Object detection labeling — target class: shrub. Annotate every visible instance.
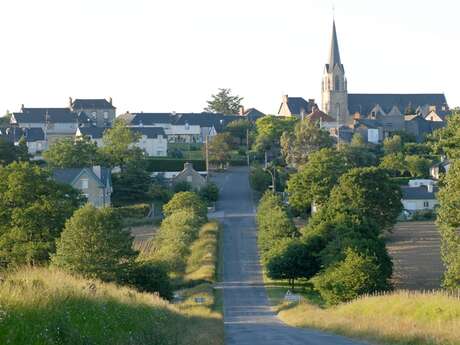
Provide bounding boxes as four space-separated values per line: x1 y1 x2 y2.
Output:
173 181 192 193
168 147 184 158
249 166 272 192
126 261 173 300
163 191 207 221
52 204 138 282
115 204 151 219
199 182 219 203
312 248 387 305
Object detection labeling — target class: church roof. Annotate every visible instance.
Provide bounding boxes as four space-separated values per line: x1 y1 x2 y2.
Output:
326 20 344 73
348 94 448 115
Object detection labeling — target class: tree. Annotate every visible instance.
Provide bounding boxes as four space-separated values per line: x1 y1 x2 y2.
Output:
265 238 321 290
312 248 389 305
0 139 19 166
350 133 366 148
226 119 251 145
254 116 297 153
126 261 173 300
436 160 460 289
287 148 348 214
379 153 406 176
328 167 403 231
340 144 378 168
199 182 219 204
206 133 232 168
429 113 460 159
249 166 272 193
101 119 144 169
405 155 432 177
383 135 403 155
16 136 30 161
111 160 152 206
281 119 334 167
53 204 137 281
205 88 243 114
0 162 82 267
163 191 207 221
257 192 298 259
43 137 101 168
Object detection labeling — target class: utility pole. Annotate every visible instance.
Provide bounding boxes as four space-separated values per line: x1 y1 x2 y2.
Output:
246 128 250 167
205 135 209 181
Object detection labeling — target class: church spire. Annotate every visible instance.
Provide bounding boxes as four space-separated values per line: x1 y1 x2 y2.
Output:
328 20 342 72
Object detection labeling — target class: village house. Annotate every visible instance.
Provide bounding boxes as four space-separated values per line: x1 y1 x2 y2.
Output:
0 127 47 157
172 162 207 191
401 179 438 214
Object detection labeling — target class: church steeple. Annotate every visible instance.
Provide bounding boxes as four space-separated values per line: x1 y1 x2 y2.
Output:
328 20 342 72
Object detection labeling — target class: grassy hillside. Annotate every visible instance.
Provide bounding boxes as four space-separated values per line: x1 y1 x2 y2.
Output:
278 291 460 345
0 266 223 345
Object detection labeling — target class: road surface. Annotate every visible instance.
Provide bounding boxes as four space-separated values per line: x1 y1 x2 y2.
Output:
212 167 367 345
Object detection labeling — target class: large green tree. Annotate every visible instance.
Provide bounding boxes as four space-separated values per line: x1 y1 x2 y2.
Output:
225 119 251 145
206 133 232 168
430 112 460 158
53 204 137 281
0 162 82 267
404 155 432 178
163 191 207 221
287 148 348 214
436 160 460 289
205 88 243 114
253 116 297 153
43 137 101 168
112 160 152 206
281 120 334 167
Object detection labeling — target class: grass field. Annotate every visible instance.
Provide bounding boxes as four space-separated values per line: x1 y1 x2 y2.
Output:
0 267 223 345
278 290 460 345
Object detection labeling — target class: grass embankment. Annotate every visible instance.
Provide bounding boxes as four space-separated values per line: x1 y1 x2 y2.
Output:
0 267 222 345
277 291 460 345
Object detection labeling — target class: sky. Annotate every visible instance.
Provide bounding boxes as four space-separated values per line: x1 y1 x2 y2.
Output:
0 0 459 115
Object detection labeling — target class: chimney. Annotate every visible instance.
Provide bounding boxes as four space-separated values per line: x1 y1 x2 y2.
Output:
109 97 113 105
239 105 245 116
92 165 102 179
184 162 193 170
69 97 73 108
427 184 434 193
282 94 289 104
21 104 25 112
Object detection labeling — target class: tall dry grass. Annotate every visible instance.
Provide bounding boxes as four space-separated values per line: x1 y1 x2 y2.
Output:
0 267 223 345
278 290 460 345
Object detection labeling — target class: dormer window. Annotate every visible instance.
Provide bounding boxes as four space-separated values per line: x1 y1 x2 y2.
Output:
185 123 190 130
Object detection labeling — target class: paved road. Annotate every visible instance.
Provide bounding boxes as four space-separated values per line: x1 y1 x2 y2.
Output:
212 167 367 345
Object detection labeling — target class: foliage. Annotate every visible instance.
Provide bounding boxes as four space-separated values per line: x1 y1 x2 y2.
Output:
379 153 406 176
383 135 403 155
204 88 243 114
287 148 348 213
145 158 206 172
115 203 151 219
168 147 184 158
328 167 403 231
111 160 152 206
430 113 460 158
280 119 334 167
312 248 388 305
404 155 432 177
15 136 30 161
52 204 137 282
174 181 193 193
199 182 219 203
206 133 232 168
43 137 101 168
125 261 173 300
265 238 321 289
257 192 298 260
163 191 208 221
340 144 378 168
0 137 30 165
253 116 297 153
436 160 460 289
249 166 272 192
225 119 251 144
149 182 173 204
100 119 144 168
0 162 82 267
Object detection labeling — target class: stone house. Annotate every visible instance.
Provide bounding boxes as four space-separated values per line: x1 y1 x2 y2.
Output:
52 166 112 207
278 95 317 118
0 127 47 157
172 162 206 190
70 98 116 127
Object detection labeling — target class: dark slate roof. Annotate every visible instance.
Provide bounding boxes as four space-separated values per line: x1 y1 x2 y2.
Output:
326 20 344 73
305 109 335 123
401 185 438 200
120 113 174 126
78 126 108 139
72 99 115 110
13 108 77 124
284 97 315 116
243 108 265 121
52 167 111 188
174 113 240 131
132 127 166 138
348 94 448 115
0 127 45 142
77 111 92 124
355 118 383 129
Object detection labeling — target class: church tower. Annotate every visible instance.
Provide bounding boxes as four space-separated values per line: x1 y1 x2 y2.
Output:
321 20 349 124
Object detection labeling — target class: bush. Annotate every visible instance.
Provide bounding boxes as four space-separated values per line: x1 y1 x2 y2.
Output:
411 209 436 221
168 147 184 158
199 182 219 203
163 191 207 221
115 204 151 219
312 248 388 305
249 166 272 192
173 181 192 193
126 261 173 300
52 205 138 282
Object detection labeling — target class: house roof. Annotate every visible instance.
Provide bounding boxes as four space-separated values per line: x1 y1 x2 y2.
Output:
174 113 240 131
78 126 108 139
243 108 265 121
52 167 111 188
401 185 438 200
355 118 383 129
132 127 166 138
282 97 315 116
13 108 77 124
72 99 115 110
305 109 335 123
0 127 45 142
348 94 448 115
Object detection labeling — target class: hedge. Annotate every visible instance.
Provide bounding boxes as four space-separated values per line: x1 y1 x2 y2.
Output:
115 204 151 219
145 159 206 172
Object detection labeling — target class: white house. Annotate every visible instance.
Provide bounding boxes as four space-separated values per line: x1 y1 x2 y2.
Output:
401 179 438 213
0 127 47 157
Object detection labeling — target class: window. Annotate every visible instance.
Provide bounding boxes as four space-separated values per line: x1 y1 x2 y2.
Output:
335 76 340 91
187 176 193 183
81 179 89 189
423 201 429 208
103 112 108 119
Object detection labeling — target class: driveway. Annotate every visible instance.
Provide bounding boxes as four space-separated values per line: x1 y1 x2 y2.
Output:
212 167 367 345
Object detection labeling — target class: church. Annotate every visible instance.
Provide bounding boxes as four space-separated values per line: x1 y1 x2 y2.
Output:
279 20 449 139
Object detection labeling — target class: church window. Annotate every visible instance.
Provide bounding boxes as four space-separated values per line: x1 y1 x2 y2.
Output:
335 76 340 91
